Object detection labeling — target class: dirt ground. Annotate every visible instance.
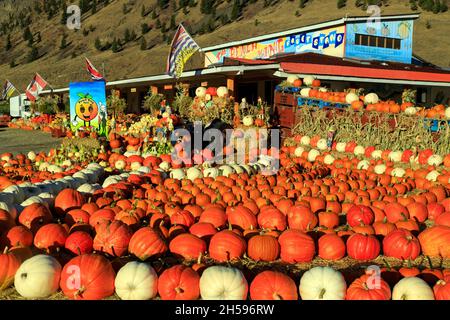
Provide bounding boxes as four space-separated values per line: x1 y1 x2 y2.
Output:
0 128 62 155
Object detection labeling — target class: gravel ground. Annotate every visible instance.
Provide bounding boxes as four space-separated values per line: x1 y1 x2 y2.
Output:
0 128 62 155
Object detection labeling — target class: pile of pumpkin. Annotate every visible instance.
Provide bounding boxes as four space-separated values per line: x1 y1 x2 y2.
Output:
284 75 450 119
1 150 450 299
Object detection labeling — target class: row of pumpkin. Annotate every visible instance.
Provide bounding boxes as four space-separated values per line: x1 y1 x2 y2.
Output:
3 253 449 300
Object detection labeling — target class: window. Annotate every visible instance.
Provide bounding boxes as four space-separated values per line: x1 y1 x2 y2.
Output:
355 33 402 50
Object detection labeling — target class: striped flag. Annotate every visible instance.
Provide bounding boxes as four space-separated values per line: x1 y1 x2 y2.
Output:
85 57 104 81
1 80 17 100
26 73 48 102
166 24 200 78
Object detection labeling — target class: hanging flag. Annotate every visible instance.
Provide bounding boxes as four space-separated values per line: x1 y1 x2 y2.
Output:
166 24 201 78
85 57 104 81
26 73 48 102
1 80 17 100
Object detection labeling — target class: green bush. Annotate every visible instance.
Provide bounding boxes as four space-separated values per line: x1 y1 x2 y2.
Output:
0 101 9 115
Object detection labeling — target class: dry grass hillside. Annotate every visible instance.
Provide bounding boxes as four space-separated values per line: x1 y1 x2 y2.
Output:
0 0 449 90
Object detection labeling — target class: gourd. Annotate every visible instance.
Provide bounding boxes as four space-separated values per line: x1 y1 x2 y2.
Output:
299 266 347 300
115 262 158 300
199 266 248 300
14 255 62 298
392 277 434 300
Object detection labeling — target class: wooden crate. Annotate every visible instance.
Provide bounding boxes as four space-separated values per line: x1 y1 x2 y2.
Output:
274 91 296 107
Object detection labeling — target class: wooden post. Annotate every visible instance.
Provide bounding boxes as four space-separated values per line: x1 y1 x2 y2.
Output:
227 77 235 97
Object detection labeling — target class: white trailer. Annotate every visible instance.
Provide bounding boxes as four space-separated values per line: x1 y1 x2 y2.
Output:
9 94 31 117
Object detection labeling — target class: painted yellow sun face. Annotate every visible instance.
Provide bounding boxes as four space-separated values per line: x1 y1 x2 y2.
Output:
76 97 98 122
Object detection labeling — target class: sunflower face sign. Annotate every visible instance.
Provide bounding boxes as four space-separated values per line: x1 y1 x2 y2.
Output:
70 81 107 136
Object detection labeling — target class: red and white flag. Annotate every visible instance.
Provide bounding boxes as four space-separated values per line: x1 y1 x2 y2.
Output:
26 73 48 102
85 57 104 80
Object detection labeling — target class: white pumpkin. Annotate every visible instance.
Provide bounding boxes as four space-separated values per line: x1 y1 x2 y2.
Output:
391 167 406 178
38 193 55 208
445 107 450 119
374 164 387 174
371 150 382 159
102 176 122 188
299 267 346 300
389 151 403 163
217 86 229 98
300 88 311 98
364 93 379 104
318 87 328 93
300 136 311 146
230 164 244 174
47 165 63 173
159 161 170 171
115 160 126 170
196 87 207 97
336 142 346 153
21 196 48 207
77 183 98 194
353 145 365 156
294 146 305 157
428 154 443 166
130 162 142 171
357 160 370 170
2 185 25 204
14 255 62 298
316 139 328 151
392 277 434 300
286 75 299 84
323 154 335 165
186 167 203 181
307 149 320 162
199 266 248 300
303 76 315 86
115 262 158 300
203 167 219 178
242 115 254 127
405 107 418 115
170 168 186 180
138 166 151 174
27 151 36 161
218 165 235 177
345 92 359 104
426 170 440 182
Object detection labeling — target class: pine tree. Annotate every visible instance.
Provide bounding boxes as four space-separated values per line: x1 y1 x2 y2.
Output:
95 37 102 51
141 23 150 34
299 0 307 8
27 36 33 48
231 0 241 20
10 58 15 68
124 28 131 43
140 37 147 50
189 0 197 7
141 4 146 17
23 26 32 41
156 18 162 29
441 0 448 12
60 34 67 50
152 10 157 19
123 3 128 14
91 0 97 14
337 0 347 8
433 0 441 13
5 34 11 51
61 2 68 25
170 15 177 30
111 38 119 53
27 46 39 62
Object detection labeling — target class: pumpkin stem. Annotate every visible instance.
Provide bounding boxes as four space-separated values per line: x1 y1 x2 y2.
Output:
426 256 433 269
3 246 9 254
318 288 326 299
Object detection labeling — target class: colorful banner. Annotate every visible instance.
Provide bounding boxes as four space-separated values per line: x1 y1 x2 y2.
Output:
204 26 346 66
70 81 107 136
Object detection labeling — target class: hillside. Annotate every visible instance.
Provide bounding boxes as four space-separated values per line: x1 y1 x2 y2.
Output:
0 0 449 90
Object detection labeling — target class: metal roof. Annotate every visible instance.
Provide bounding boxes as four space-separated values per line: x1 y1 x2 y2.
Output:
202 14 420 52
